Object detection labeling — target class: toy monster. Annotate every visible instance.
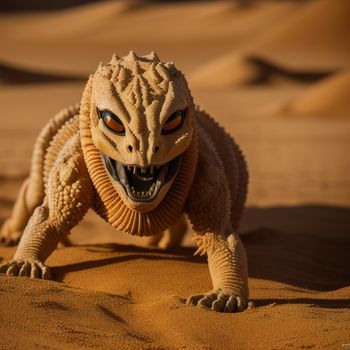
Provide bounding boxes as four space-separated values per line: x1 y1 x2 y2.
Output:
0 52 249 312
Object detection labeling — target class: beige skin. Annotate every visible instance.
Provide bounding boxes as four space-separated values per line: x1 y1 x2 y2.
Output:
0 52 249 312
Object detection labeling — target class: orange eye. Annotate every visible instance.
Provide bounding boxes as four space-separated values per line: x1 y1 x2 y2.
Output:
162 109 186 135
100 110 125 135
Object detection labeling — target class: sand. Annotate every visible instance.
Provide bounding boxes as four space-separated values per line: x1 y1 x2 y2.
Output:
0 1 349 349
282 69 350 117
251 0 350 71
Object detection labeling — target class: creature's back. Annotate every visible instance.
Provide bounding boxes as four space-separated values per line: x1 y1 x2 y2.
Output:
196 109 248 230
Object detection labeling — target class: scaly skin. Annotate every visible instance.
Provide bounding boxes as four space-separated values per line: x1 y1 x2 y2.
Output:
0 52 249 313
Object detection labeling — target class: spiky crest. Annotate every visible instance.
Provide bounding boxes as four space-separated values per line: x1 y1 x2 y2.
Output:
95 51 180 110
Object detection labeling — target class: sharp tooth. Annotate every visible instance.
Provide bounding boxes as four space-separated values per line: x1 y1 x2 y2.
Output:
133 166 137 174
115 162 127 185
128 166 132 171
141 168 146 174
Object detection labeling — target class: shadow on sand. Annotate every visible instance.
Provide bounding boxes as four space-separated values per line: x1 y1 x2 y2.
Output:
241 206 350 291
53 244 206 283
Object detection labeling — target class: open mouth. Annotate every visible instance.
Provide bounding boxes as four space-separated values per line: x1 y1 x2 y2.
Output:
100 154 181 202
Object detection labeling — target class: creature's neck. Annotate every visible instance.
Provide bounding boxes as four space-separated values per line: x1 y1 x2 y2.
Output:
79 80 198 236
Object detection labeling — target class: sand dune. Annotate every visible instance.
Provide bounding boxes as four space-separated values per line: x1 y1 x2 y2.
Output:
0 61 84 85
190 0 350 88
282 69 350 117
0 2 135 40
189 53 331 89
253 0 350 70
0 1 299 75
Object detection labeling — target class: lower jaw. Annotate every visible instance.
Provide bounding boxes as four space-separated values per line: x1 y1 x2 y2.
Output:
112 179 174 213
100 153 181 213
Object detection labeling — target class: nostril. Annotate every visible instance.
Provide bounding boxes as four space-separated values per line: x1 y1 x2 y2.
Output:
127 145 133 152
154 146 160 153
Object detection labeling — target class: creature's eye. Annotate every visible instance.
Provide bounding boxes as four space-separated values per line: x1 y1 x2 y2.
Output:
162 108 187 135
99 109 125 135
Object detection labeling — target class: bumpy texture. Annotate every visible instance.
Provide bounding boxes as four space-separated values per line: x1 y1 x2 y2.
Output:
0 52 249 312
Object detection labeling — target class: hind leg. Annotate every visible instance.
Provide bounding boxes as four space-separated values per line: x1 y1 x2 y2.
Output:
145 215 188 249
1 176 73 247
0 178 42 246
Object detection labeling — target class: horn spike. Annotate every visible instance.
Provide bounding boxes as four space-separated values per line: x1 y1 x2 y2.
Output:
128 50 138 62
110 54 121 65
150 51 160 62
96 62 112 79
117 66 130 89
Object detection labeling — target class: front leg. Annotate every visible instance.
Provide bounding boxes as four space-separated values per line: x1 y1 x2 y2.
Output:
187 231 248 312
0 135 93 279
185 132 249 312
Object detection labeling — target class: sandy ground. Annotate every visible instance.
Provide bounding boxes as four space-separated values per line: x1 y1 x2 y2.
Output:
0 1 349 349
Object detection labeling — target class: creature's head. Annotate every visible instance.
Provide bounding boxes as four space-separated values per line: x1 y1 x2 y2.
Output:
81 51 195 213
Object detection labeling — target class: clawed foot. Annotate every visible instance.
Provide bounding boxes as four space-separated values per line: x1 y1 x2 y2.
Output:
0 220 22 246
186 289 247 313
0 260 52 279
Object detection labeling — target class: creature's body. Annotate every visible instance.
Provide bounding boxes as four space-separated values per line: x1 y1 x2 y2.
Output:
0 52 249 312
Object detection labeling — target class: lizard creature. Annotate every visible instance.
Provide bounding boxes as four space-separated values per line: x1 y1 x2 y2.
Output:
0 51 249 312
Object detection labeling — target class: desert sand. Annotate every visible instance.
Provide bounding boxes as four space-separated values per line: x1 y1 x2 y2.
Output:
0 1 349 349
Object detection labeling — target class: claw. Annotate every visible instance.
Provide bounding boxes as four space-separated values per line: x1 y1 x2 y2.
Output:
194 245 206 256
19 262 31 277
31 262 40 278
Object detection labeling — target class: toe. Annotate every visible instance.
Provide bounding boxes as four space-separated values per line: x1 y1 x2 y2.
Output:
198 292 217 308
236 297 247 312
19 262 31 277
7 262 21 276
0 262 10 273
212 293 229 312
224 295 238 313
38 262 52 280
31 262 40 278
186 294 204 306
